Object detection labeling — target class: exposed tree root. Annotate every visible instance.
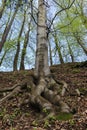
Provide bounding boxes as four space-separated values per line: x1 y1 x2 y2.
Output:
0 75 78 118
0 86 21 105
0 82 27 105
0 83 22 92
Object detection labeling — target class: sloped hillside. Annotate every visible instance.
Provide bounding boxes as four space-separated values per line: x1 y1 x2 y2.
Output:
0 62 87 130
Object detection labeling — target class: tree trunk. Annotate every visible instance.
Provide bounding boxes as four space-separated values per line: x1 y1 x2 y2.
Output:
0 1 19 53
0 49 9 66
20 18 31 70
13 10 26 71
34 0 50 77
0 0 71 117
0 0 6 19
66 37 74 62
53 32 64 64
30 0 70 115
73 33 87 55
49 39 53 66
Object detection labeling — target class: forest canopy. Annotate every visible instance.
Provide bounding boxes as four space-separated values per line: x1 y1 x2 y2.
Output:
0 0 87 71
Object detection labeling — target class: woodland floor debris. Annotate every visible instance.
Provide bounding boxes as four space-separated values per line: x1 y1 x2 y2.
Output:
0 62 87 130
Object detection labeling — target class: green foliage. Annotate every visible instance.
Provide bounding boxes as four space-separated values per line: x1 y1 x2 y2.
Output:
33 128 37 130
69 17 83 32
32 120 38 127
0 108 7 118
72 69 80 73
56 113 73 121
0 107 21 125
4 39 17 51
42 108 50 115
49 115 56 121
69 119 75 126
44 119 50 128
10 108 21 121
79 87 87 94
9 126 16 130
4 37 24 51
25 112 30 117
57 15 83 34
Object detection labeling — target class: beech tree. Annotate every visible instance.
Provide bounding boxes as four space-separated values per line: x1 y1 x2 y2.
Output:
0 0 81 119
0 0 71 117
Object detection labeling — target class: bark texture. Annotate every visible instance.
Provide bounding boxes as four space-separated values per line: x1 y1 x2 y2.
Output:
29 0 70 116
35 0 50 77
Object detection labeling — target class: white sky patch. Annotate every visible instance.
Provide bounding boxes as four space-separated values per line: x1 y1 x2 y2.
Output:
0 0 2 5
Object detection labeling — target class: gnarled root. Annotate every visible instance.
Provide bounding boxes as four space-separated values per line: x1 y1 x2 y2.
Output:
29 76 70 117
0 75 71 117
0 82 27 105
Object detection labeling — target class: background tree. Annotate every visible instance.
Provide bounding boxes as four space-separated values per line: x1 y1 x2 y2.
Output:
0 0 7 19
20 9 32 70
13 9 26 71
0 0 20 52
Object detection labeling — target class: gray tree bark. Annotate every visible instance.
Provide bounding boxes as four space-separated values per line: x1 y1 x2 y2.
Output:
30 0 70 115
34 0 50 77
0 0 71 117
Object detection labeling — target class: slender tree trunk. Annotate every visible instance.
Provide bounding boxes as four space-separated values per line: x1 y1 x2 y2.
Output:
49 40 53 66
80 2 87 29
68 42 74 62
20 19 31 70
0 28 13 66
0 0 6 19
13 10 26 71
53 32 64 64
0 2 19 53
35 0 50 77
66 37 74 62
0 50 8 66
73 33 87 55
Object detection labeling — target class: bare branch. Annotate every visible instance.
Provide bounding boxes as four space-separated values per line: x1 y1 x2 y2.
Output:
48 0 75 31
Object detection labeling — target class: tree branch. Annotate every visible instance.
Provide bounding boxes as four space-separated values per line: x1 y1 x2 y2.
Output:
48 0 75 31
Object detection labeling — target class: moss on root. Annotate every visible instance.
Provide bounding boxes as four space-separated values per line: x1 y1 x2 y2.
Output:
56 113 73 121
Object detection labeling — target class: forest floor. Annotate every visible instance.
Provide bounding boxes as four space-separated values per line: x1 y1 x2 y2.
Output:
0 62 87 130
